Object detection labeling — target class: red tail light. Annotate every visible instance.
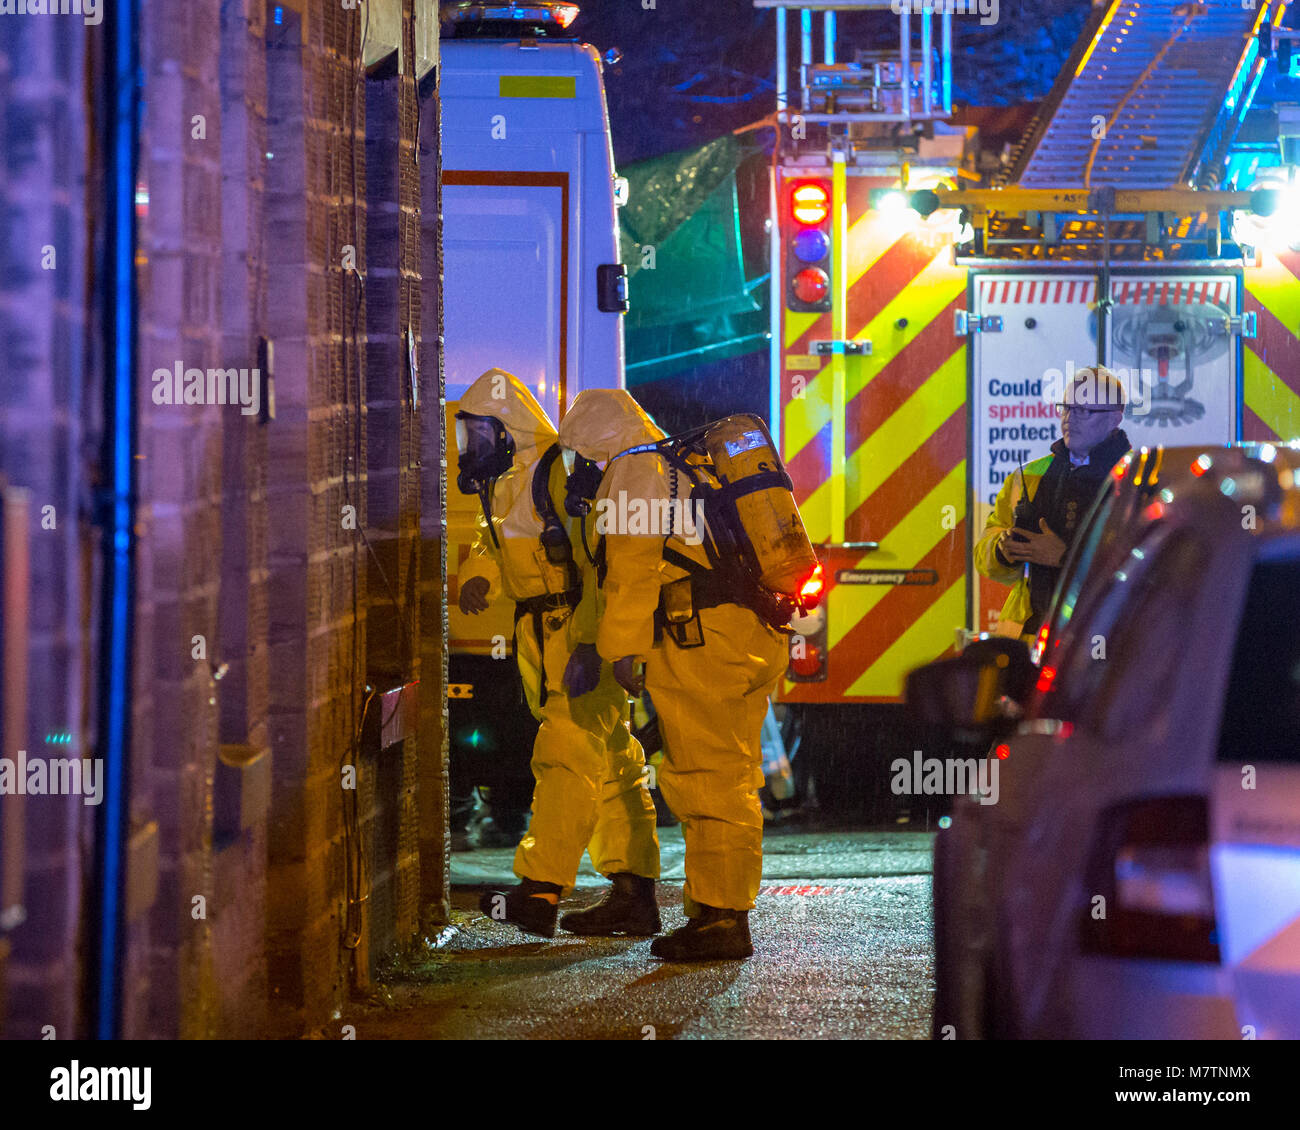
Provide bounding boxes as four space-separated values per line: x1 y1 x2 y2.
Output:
1035 664 1057 694
791 182 830 226
792 268 829 305
1081 796 1219 963
789 645 825 678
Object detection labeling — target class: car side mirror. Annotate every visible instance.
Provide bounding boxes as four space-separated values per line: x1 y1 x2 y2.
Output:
960 636 1037 704
905 638 1036 743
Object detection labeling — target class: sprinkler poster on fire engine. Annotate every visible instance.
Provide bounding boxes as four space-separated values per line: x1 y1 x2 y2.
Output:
969 272 1238 631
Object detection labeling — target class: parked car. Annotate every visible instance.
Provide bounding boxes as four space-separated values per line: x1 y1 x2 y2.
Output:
913 443 1300 1039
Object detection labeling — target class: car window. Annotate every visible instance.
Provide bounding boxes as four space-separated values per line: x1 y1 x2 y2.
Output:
1092 531 1206 743
1038 485 1117 648
1216 556 1300 764
1030 524 1176 724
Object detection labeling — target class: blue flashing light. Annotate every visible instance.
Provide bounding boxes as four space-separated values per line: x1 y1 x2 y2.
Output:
793 228 830 264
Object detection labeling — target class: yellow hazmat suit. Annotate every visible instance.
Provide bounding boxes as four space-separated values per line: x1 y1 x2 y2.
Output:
458 370 658 890
558 390 789 915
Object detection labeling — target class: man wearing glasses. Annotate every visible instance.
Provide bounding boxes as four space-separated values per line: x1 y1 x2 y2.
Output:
975 366 1132 640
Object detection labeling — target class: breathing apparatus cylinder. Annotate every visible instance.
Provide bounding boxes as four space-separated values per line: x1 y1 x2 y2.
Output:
700 415 819 599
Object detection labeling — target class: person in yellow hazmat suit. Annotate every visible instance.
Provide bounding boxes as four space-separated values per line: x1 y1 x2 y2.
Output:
557 389 789 961
455 369 660 939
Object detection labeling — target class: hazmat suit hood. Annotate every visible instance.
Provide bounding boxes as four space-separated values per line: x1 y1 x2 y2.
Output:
459 368 558 464
456 369 562 603
558 388 665 465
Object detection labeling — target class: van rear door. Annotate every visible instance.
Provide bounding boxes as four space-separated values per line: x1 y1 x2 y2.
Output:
443 174 567 413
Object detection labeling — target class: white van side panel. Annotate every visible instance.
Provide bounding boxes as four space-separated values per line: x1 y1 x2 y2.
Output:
440 39 624 653
440 40 623 419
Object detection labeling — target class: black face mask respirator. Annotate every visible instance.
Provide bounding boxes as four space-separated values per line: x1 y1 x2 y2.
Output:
563 452 605 565
563 454 604 518
455 412 515 496
456 412 516 549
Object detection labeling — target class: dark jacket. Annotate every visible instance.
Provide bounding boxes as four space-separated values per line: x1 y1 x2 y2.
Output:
989 428 1131 637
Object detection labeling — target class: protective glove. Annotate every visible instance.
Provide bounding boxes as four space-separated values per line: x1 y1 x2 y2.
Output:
612 656 645 697
458 575 491 614
563 642 604 697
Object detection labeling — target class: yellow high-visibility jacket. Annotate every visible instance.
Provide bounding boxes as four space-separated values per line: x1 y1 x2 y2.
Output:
973 454 1052 638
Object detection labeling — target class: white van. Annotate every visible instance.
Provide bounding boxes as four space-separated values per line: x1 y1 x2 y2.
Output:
440 2 627 657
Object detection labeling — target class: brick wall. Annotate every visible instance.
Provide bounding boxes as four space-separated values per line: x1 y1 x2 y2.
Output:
261 0 362 1035
211 0 273 1039
0 0 446 1040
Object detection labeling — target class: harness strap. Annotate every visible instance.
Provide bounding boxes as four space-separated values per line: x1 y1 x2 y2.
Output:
513 588 581 707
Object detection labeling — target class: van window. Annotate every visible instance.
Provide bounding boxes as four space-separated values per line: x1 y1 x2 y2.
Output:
1216 557 1300 763
1030 524 1179 724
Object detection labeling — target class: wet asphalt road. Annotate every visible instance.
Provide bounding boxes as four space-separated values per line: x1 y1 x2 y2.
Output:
346 827 935 1040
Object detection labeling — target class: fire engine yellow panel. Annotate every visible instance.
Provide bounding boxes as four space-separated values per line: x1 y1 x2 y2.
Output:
847 578 966 700
778 169 969 704
1244 248 1300 444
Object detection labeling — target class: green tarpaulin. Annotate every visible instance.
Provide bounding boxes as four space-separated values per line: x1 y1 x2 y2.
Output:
618 135 769 385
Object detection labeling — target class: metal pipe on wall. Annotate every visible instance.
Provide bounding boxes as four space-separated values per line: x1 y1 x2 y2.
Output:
89 0 140 1042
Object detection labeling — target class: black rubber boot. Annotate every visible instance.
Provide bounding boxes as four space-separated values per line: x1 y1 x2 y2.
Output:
559 873 661 936
479 877 562 938
649 905 753 961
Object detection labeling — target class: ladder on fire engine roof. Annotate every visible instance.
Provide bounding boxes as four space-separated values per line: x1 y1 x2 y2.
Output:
754 0 954 128
1010 0 1286 191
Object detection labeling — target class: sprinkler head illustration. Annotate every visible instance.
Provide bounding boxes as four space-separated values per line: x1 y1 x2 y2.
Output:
1111 301 1229 428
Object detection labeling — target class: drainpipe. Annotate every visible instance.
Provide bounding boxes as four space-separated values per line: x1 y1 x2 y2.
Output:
89 0 139 1041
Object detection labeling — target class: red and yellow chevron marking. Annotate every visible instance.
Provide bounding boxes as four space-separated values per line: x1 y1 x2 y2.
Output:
779 172 968 704
1244 248 1300 443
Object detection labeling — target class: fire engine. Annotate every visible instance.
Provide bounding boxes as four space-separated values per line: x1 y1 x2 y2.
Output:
759 1 1300 793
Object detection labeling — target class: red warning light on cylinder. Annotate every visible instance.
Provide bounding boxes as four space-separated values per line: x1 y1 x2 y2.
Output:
798 561 825 608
